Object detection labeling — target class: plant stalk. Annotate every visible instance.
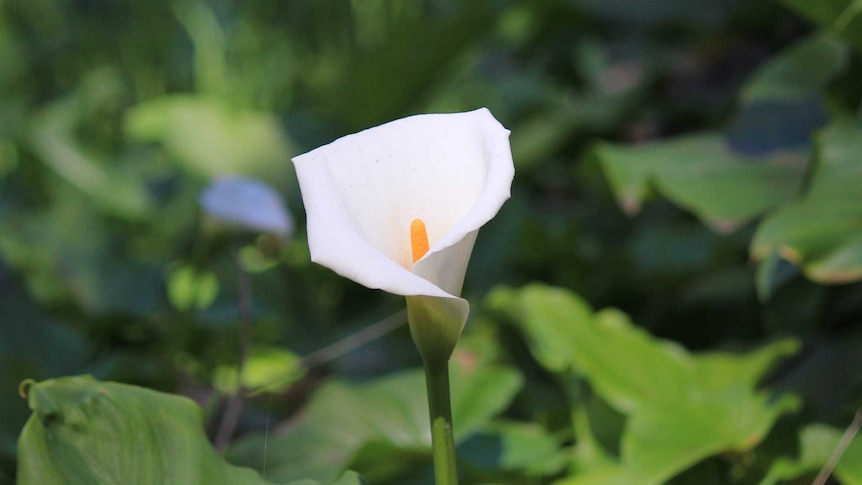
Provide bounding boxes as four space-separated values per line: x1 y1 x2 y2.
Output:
214 250 254 450
424 360 459 485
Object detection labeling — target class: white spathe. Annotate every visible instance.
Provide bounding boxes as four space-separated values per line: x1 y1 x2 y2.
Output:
292 108 514 360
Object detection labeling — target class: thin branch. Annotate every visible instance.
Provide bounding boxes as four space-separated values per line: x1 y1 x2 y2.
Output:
246 309 407 396
833 0 862 35
214 250 255 451
299 309 407 369
813 408 862 485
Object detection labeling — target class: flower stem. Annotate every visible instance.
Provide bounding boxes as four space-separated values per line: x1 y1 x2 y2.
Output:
424 360 459 485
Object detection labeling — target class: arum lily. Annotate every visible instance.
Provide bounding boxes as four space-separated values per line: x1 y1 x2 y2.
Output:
293 108 514 484
292 108 513 361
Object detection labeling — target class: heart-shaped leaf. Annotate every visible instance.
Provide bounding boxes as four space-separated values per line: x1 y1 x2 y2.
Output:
17 375 359 485
489 284 800 485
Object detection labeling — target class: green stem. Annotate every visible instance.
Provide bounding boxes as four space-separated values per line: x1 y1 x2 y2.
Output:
424 360 459 485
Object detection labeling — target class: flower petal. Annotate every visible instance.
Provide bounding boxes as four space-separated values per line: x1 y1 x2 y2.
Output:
412 116 514 294
411 230 477 297
293 148 452 299
293 108 513 299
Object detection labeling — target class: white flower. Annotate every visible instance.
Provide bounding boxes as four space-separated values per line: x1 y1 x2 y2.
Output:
292 108 514 361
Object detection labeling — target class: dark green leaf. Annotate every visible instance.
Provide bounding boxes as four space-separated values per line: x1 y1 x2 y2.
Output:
460 421 569 476
741 35 849 103
775 0 862 53
228 360 522 483
17 376 276 485
751 121 862 283
594 134 805 233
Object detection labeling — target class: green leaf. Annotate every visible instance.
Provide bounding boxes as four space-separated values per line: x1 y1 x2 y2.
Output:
554 466 632 485
212 346 304 395
28 69 151 219
17 375 275 485
751 121 862 283
227 360 523 483
760 423 862 485
0 292 92 467
0 181 164 316
489 284 800 485
593 134 805 233
596 34 845 236
755 249 799 301
125 95 293 179
741 35 849 103
775 0 862 53
284 471 367 485
309 2 496 130
511 91 638 171
166 264 219 312
330 471 368 485
460 421 569 476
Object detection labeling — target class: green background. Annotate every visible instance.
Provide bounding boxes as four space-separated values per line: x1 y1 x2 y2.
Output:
1 0 861 483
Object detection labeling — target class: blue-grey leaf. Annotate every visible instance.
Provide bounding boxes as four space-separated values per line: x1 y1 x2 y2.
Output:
200 177 293 237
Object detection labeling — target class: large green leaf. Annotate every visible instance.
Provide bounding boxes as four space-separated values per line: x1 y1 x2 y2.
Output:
228 359 523 484
125 95 293 179
751 121 862 283
596 34 850 235
760 423 862 485
16 375 359 485
594 134 805 233
0 288 91 469
489 284 800 485
459 421 569 477
741 35 848 103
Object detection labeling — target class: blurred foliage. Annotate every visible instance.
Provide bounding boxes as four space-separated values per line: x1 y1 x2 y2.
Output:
228 334 522 484
2 0 862 484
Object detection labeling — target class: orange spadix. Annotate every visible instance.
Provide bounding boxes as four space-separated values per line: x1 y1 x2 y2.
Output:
410 218 430 264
